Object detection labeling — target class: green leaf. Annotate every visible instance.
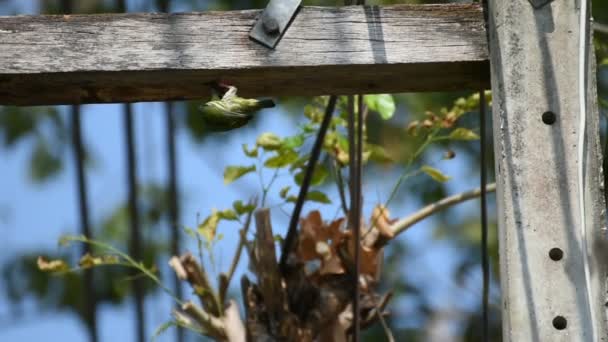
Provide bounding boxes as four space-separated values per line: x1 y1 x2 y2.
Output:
264 149 298 168
233 200 256 215
30 138 62 182
365 94 396 120
152 321 177 342
301 123 317 134
198 210 220 242
242 144 258 158
449 128 479 141
256 132 282 150
218 209 239 221
183 226 197 239
289 154 310 171
421 165 451 183
280 186 291 199
366 143 393 163
282 135 305 149
306 191 332 204
286 191 331 204
295 165 328 186
223 165 256 185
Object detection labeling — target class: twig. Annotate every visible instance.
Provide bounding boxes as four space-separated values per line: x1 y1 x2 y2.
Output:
389 183 497 238
334 159 349 215
178 253 222 316
223 300 246 342
594 22 608 35
376 310 395 342
221 200 256 303
181 302 226 340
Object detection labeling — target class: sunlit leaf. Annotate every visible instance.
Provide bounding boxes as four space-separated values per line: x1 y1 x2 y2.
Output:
365 94 396 120
256 132 282 150
233 200 256 215
306 191 332 204
289 154 310 171
285 192 331 204
79 253 119 268
449 128 479 141
295 165 328 186
242 144 258 158
218 209 238 221
198 210 220 242
280 186 291 199
282 135 305 149
366 143 393 163
37 256 69 272
183 226 197 239
223 165 255 185
421 165 451 182
264 149 298 168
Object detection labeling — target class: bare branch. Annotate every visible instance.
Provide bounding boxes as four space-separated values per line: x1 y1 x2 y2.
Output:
181 302 226 340
390 183 497 237
221 202 256 303
594 22 608 35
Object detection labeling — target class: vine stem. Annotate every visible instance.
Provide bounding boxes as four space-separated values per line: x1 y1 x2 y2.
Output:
279 95 337 272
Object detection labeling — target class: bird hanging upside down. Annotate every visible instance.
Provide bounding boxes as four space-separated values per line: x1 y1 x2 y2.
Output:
199 83 275 132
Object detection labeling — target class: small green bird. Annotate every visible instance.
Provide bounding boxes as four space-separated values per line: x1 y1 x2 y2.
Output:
199 84 275 131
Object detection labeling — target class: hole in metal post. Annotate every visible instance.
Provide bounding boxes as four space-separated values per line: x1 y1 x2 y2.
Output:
542 111 556 125
549 248 563 261
552 316 567 330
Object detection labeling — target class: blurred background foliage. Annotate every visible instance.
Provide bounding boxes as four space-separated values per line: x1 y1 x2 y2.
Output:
0 0 607 341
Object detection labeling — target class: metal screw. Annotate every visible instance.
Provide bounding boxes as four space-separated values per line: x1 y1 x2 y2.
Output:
262 16 280 36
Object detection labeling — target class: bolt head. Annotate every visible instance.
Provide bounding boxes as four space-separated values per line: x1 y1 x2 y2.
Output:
262 17 280 36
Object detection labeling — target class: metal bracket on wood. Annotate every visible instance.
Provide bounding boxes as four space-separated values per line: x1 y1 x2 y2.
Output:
249 0 301 49
528 0 554 9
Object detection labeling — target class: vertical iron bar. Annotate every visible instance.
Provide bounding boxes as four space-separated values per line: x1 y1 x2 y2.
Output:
346 95 357 341
354 95 364 342
154 1 183 341
71 106 98 342
116 2 144 338
124 105 146 342
116 1 145 340
62 0 98 341
165 102 183 342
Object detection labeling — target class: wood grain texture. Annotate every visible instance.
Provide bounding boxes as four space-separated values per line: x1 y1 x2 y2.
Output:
0 4 489 105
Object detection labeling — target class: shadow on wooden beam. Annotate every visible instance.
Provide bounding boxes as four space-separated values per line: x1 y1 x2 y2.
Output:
0 4 489 105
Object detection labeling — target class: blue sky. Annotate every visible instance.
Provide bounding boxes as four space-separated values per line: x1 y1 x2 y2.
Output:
0 1 491 340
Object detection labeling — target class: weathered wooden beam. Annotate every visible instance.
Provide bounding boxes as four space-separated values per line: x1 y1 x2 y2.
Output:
488 1 607 341
0 4 489 106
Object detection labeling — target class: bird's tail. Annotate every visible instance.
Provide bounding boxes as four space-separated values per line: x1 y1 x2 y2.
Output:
258 99 276 108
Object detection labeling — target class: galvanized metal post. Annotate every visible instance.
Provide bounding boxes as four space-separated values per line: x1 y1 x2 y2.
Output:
488 1 607 341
